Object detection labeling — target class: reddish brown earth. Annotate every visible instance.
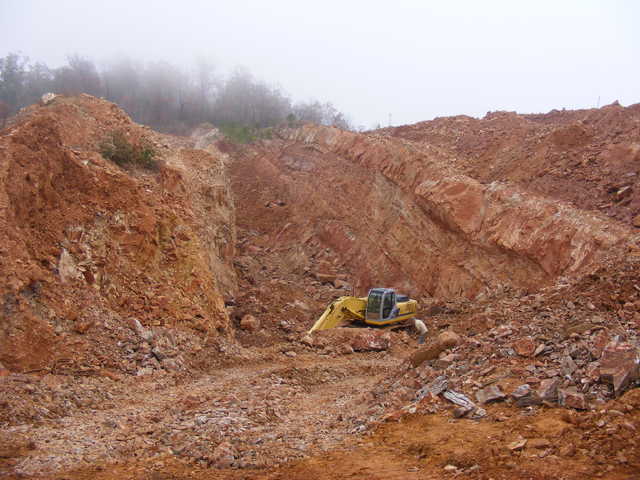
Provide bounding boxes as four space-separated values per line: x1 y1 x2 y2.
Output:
378 101 640 227
1 96 639 480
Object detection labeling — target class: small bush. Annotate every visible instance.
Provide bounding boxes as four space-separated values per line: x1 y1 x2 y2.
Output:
218 123 275 144
99 131 158 170
219 124 254 144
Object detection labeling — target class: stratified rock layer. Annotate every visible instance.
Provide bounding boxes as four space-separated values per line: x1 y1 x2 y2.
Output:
234 125 630 301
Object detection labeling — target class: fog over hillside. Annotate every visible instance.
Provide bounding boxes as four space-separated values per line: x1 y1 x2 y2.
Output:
1 1 638 128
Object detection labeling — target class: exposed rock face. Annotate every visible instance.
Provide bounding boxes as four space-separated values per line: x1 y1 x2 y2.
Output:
0 96 236 372
235 125 628 301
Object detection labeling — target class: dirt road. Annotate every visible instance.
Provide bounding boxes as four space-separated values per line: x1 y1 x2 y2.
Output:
2 348 401 478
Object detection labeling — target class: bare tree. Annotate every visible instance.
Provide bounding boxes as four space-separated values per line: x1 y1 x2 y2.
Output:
102 56 143 118
0 53 28 112
193 56 217 123
25 62 53 102
0 100 10 128
53 55 101 96
292 100 352 129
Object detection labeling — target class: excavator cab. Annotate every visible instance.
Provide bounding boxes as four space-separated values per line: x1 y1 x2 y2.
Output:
365 288 401 324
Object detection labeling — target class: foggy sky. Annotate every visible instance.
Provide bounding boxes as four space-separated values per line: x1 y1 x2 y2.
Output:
1 0 638 128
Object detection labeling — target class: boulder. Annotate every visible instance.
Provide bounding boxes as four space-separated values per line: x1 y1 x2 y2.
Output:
538 378 560 403
475 384 506 405
151 334 177 361
416 375 448 399
511 384 542 407
409 331 461 367
507 437 527 451
351 330 391 351
300 334 314 347
453 405 474 418
437 330 461 348
314 272 337 284
128 317 154 342
240 314 260 332
58 248 82 283
513 337 536 357
599 339 640 396
560 355 578 376
409 343 449 367
434 353 458 369
333 279 351 290
558 387 588 410
291 300 311 311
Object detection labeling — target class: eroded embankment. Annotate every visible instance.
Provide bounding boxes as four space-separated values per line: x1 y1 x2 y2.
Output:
0 95 237 375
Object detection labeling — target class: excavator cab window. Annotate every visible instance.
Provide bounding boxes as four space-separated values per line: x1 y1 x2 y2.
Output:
366 288 397 321
366 290 383 320
382 292 395 318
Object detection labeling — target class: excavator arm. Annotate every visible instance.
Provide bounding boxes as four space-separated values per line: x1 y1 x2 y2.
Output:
308 296 367 333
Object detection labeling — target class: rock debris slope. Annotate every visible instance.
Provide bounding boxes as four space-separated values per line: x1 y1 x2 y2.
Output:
1 96 640 480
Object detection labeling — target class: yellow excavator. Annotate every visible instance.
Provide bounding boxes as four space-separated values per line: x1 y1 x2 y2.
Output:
309 287 418 333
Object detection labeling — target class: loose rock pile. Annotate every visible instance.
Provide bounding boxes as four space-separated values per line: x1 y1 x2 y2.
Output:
367 256 640 423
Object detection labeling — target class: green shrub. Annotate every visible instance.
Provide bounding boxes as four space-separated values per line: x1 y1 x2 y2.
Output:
218 124 275 144
218 124 254 144
99 131 158 170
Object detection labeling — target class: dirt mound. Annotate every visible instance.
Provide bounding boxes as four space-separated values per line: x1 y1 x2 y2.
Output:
0 95 236 375
379 102 640 227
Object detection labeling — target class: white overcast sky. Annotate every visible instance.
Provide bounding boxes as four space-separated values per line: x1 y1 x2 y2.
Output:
1 0 638 127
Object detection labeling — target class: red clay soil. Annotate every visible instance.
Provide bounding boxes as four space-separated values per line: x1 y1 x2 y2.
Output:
378 101 640 227
1 96 640 480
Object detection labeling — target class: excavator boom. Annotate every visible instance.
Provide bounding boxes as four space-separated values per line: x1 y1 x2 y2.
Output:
308 296 367 333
